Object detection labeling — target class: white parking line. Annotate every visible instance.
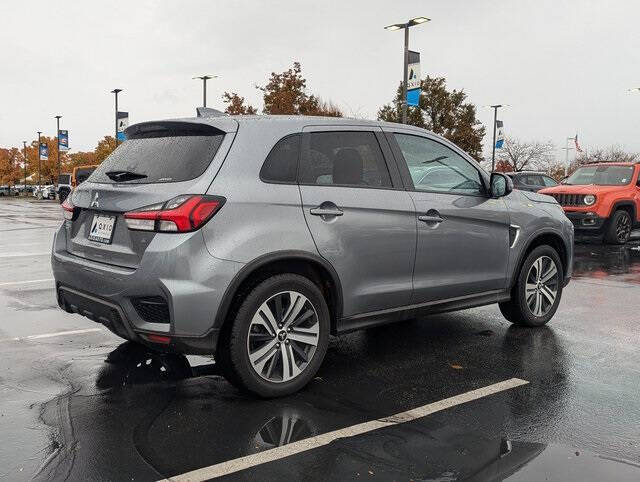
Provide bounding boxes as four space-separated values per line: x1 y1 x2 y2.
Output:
0 278 54 287
165 378 529 482
0 328 103 343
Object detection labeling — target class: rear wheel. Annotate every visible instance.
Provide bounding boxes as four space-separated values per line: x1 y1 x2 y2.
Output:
604 209 632 244
219 274 330 398
499 245 563 327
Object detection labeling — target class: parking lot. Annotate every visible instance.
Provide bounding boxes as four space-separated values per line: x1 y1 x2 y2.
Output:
1 198 639 481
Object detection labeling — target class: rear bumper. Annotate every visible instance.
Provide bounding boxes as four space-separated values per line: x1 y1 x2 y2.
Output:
51 224 244 355
565 211 607 233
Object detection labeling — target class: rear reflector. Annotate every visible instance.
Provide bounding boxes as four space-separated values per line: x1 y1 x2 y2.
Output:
124 195 225 233
145 334 171 345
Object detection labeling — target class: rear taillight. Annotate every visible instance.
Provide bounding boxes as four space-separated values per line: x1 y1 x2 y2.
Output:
61 196 77 221
124 195 225 233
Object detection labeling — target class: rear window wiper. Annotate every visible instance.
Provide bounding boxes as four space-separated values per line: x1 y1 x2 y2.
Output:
105 170 148 182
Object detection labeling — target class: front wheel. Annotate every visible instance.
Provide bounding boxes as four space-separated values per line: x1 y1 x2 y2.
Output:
604 210 632 244
499 245 563 327
219 274 330 398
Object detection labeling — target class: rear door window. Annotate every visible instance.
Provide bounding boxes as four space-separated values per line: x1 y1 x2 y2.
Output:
300 131 392 188
90 124 225 184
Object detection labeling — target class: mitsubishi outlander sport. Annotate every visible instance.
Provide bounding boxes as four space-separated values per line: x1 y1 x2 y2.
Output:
52 114 573 397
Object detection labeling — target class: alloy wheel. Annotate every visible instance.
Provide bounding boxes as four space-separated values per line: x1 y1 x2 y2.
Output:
247 291 320 383
525 256 559 317
616 213 631 243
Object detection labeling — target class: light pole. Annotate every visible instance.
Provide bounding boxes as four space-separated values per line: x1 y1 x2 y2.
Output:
490 104 502 172
54 115 62 186
384 16 430 124
37 131 42 188
22 141 27 195
563 137 575 176
193 75 218 107
111 89 122 146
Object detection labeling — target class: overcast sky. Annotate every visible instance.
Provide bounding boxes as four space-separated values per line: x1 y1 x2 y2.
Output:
1 0 638 161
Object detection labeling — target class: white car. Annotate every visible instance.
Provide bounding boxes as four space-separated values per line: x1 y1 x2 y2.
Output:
36 185 56 200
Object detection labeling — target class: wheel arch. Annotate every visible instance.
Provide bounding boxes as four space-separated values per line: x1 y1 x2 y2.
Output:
610 200 636 222
214 251 343 340
511 231 569 290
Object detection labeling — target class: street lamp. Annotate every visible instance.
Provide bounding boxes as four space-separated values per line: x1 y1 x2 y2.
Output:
193 75 218 108
22 141 27 195
111 89 122 146
384 16 430 124
54 115 62 186
37 131 42 188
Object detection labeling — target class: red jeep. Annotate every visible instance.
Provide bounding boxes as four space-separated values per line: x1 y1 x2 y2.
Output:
539 162 639 244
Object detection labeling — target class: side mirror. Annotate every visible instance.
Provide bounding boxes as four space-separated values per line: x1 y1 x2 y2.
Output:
490 172 513 198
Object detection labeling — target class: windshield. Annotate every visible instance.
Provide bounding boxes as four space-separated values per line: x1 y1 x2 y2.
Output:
58 174 71 184
89 125 225 184
565 165 634 186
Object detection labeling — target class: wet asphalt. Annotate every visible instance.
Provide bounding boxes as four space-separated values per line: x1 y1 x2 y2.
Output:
0 198 639 481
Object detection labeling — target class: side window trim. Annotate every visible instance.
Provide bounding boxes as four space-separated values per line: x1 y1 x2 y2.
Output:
298 129 401 191
259 133 301 185
385 131 490 197
374 131 405 190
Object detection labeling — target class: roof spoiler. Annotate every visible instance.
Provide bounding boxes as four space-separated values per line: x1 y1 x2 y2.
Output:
196 107 227 118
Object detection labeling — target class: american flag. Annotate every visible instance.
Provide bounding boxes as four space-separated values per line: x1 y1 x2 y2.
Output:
574 134 583 153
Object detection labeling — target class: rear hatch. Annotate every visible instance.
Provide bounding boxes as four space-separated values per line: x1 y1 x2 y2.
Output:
65 119 237 269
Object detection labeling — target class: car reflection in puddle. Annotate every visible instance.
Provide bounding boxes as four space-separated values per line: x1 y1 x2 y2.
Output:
572 241 640 284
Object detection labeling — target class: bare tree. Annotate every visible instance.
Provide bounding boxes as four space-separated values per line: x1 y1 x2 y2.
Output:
495 137 555 172
575 145 638 165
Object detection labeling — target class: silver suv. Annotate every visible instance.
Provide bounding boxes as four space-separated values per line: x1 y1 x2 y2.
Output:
52 114 573 397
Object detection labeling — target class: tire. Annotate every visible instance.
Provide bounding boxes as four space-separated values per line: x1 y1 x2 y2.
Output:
218 274 330 398
499 245 563 327
604 209 632 245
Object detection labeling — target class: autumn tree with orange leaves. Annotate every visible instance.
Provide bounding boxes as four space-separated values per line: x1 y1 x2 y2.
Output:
223 62 342 117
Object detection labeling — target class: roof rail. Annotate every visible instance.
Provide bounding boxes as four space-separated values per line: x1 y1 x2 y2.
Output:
196 107 227 118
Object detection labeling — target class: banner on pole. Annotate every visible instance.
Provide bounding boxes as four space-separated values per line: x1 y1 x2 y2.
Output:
495 120 504 149
406 50 421 107
117 111 129 141
39 143 49 161
58 130 69 151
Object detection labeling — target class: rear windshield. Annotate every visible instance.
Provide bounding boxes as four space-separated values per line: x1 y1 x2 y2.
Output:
58 174 71 184
566 165 634 186
89 124 225 184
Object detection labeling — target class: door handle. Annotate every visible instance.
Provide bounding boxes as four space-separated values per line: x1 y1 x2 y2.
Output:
418 215 443 223
418 209 444 224
310 206 344 217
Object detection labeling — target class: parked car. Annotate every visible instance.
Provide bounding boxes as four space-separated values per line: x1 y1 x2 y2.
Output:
0 185 19 196
505 171 558 192
539 162 639 244
52 115 573 397
36 185 56 200
72 165 99 187
57 173 73 203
